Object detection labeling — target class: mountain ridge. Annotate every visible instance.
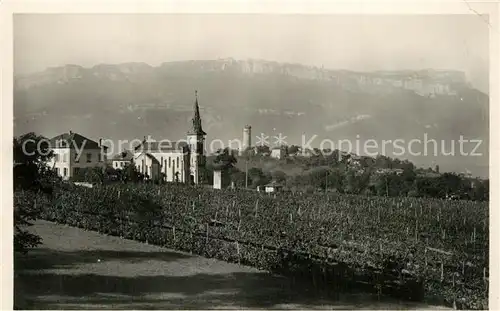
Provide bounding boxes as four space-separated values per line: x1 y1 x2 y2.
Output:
13 58 489 177
15 58 474 97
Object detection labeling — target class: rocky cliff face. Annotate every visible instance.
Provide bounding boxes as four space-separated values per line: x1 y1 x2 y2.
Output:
158 58 467 96
16 58 468 96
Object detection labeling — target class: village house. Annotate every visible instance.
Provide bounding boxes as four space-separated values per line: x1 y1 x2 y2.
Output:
270 146 287 159
375 168 404 176
47 131 108 180
264 180 284 193
111 150 134 169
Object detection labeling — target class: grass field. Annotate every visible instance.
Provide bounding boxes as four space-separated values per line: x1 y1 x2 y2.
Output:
14 220 451 310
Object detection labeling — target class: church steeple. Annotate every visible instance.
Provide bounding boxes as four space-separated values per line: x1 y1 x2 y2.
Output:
189 90 206 136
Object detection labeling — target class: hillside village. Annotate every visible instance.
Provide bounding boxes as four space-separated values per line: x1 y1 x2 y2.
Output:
38 91 488 201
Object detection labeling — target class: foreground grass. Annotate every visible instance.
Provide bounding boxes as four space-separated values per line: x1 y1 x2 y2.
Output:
14 220 451 310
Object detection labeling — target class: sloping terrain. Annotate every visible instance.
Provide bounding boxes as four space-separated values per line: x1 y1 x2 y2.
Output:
15 220 450 310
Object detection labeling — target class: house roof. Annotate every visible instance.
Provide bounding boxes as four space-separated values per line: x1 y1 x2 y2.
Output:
188 91 207 136
145 153 160 163
112 150 134 161
134 140 188 153
134 152 161 163
265 180 284 187
49 132 107 150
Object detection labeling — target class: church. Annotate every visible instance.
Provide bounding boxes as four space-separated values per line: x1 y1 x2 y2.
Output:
133 91 206 184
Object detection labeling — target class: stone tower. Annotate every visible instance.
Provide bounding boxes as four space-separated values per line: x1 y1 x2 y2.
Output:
187 90 206 184
240 125 252 155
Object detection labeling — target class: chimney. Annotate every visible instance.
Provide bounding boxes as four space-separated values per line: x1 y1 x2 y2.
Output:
99 138 102 147
69 130 73 135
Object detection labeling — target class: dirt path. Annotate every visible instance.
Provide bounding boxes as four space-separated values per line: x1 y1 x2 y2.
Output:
15 220 450 309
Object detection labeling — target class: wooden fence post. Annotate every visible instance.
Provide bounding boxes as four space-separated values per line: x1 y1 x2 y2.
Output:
415 220 419 242
206 223 209 244
440 262 444 282
424 248 427 269
236 241 240 264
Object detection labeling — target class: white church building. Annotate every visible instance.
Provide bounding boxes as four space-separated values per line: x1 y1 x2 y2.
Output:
133 91 207 184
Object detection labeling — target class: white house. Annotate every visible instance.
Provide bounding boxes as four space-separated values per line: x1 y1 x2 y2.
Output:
264 181 284 193
133 91 207 184
47 131 108 180
270 146 287 159
111 150 134 169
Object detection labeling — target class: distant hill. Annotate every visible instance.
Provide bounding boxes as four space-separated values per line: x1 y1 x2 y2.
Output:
13 58 489 177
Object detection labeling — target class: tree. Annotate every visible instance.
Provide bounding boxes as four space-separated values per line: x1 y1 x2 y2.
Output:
255 145 270 155
414 176 443 198
272 170 287 184
307 167 329 190
327 169 345 192
471 179 489 201
121 163 143 183
248 167 270 188
13 132 60 253
374 172 405 197
375 155 392 169
199 165 214 185
213 148 240 187
344 169 359 194
214 148 237 170
14 132 55 191
287 145 300 155
439 173 463 197
71 167 105 184
230 169 246 188
240 147 256 158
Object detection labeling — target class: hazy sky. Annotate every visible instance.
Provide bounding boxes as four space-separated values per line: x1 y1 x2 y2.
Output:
14 14 489 92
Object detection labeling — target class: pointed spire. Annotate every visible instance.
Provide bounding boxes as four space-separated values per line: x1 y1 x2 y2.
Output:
189 90 206 135
194 90 200 119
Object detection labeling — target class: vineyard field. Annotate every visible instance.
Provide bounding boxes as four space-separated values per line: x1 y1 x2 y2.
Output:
21 182 489 309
